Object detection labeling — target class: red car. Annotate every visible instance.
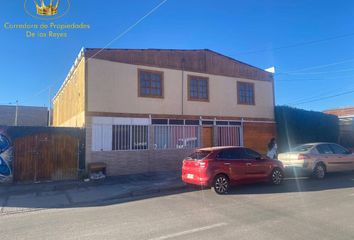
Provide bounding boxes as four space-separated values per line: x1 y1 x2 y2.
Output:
182 146 284 194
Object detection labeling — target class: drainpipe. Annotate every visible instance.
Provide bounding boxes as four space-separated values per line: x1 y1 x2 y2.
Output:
181 58 185 116
241 118 244 146
48 86 52 126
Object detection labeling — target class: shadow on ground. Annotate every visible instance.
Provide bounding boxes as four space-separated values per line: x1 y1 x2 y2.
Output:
227 171 354 195
0 171 197 214
1 171 354 213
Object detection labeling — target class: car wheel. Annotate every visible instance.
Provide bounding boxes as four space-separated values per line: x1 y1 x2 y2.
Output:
313 163 326 179
213 174 229 194
270 168 284 185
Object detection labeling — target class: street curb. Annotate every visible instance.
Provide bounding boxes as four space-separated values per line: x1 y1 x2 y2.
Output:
0 171 182 196
69 183 190 206
0 183 191 216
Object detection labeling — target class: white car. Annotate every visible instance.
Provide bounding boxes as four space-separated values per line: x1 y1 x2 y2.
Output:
278 143 354 179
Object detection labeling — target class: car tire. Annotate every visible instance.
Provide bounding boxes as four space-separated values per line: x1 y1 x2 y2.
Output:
313 163 326 179
213 174 230 194
270 168 284 185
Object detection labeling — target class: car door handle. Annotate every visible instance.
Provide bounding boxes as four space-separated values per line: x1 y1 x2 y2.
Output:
224 163 231 165
246 163 252 166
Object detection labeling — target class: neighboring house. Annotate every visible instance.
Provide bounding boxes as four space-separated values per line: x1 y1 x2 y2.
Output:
324 107 354 150
0 105 49 127
53 48 276 176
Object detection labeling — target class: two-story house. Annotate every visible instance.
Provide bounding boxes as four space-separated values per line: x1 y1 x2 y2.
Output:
53 48 276 176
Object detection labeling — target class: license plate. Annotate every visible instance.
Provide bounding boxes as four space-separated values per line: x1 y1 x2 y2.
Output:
187 174 194 179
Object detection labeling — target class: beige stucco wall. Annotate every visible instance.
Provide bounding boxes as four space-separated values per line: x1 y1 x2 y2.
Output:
87 58 274 119
53 56 86 127
56 111 85 127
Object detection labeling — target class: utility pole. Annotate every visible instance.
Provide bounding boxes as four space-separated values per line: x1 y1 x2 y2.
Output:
48 86 52 126
14 100 18 126
181 58 185 116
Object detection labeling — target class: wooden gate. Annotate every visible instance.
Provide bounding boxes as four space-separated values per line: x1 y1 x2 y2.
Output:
13 133 79 182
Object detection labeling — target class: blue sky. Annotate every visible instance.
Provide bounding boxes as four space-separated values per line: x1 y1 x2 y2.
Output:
1 0 354 111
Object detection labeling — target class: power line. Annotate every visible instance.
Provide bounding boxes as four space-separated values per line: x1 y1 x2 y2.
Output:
277 67 354 75
1 85 51 107
20 85 51 103
276 75 354 82
279 57 354 74
277 78 352 82
236 32 354 55
5 0 169 107
284 81 354 105
291 89 354 106
87 0 169 61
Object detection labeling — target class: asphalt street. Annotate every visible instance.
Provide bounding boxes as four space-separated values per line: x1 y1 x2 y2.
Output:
1 172 354 240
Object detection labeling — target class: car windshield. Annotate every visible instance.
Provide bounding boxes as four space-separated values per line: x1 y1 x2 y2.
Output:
186 151 211 160
292 144 314 152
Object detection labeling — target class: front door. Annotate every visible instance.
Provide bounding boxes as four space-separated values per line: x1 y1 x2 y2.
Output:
202 127 213 147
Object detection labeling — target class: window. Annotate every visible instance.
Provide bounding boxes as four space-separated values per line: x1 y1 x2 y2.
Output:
138 69 163 98
237 82 255 105
316 144 334 154
188 76 209 101
187 151 211 160
112 125 130 150
329 144 348 154
244 148 261 159
151 119 168 125
293 144 314 152
112 125 148 150
217 148 243 160
153 125 201 149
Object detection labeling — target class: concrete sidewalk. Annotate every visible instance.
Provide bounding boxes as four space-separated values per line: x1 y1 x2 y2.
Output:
0 171 190 215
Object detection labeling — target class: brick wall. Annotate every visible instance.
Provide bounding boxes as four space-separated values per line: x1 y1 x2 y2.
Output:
85 117 193 176
243 122 276 154
85 117 276 176
89 149 193 176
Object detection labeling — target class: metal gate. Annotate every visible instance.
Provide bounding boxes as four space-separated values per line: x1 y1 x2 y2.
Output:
13 133 79 182
216 126 242 146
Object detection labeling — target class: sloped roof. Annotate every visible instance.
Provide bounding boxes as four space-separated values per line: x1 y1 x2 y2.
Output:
84 48 273 82
324 107 354 117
